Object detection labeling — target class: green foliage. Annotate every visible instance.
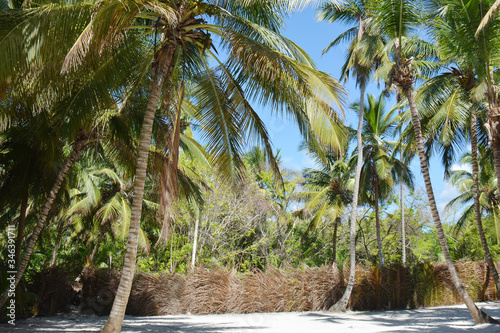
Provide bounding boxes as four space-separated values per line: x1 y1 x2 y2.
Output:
5 1 500 318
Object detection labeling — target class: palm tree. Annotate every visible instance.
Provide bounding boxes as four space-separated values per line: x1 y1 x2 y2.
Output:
424 0 500 302
470 1 500 208
55 2 348 330
375 0 497 324
0 123 55 264
3 1 347 327
297 141 354 264
355 93 413 267
476 0 500 36
416 65 500 294
245 146 297 212
0 128 88 309
0 0 154 307
318 0 384 311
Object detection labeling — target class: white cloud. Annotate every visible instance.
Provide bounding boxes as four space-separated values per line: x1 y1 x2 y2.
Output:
450 163 471 173
437 181 459 203
437 201 448 214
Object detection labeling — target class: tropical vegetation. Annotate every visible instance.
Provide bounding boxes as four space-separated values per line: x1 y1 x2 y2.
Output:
3 0 500 329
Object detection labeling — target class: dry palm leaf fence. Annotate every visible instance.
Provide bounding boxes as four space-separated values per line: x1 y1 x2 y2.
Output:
76 260 499 316
1 265 82 320
6 260 496 319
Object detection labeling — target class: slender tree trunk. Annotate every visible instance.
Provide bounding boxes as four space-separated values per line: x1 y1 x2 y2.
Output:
49 219 65 267
0 131 87 308
485 81 500 200
15 192 28 265
494 207 500 245
102 41 177 333
330 78 366 311
400 180 406 266
374 175 384 268
89 230 105 264
491 127 500 209
191 215 200 270
397 90 406 267
332 217 339 264
78 230 105 279
471 107 500 296
404 86 498 324
330 16 367 311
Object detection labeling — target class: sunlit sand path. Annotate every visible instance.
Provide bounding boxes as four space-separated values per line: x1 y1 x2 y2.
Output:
6 301 500 332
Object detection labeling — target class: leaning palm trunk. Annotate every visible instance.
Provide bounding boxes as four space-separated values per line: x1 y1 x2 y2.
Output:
102 41 177 333
471 107 500 296
49 219 65 267
404 86 498 324
14 192 28 265
0 131 88 308
330 78 366 311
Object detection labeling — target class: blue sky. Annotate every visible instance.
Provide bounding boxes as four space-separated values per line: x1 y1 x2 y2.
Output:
251 7 466 218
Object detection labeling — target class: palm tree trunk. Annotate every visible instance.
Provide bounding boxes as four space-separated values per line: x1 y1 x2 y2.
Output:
332 217 339 264
89 229 105 264
404 86 498 324
401 179 406 266
102 42 177 333
78 230 105 279
15 192 28 265
471 107 500 296
330 78 366 311
49 219 65 267
374 174 384 268
491 125 500 204
0 131 87 308
397 90 406 267
486 83 500 207
494 207 500 245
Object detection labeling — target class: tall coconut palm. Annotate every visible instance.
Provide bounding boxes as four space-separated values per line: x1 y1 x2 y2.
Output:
318 0 384 311
416 64 500 295
0 6 149 308
354 93 413 267
53 1 347 331
0 129 88 305
297 140 354 263
2 1 346 325
469 0 500 209
375 0 498 323
423 0 500 302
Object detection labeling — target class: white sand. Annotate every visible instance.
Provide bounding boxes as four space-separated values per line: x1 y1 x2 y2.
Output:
5 301 500 332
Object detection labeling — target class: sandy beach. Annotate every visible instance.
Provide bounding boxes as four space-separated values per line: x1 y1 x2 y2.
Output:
3 301 500 332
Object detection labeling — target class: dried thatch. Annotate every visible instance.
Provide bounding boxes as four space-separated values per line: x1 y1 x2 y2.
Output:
29 266 80 316
80 269 186 316
81 268 120 316
76 260 500 316
184 268 236 314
